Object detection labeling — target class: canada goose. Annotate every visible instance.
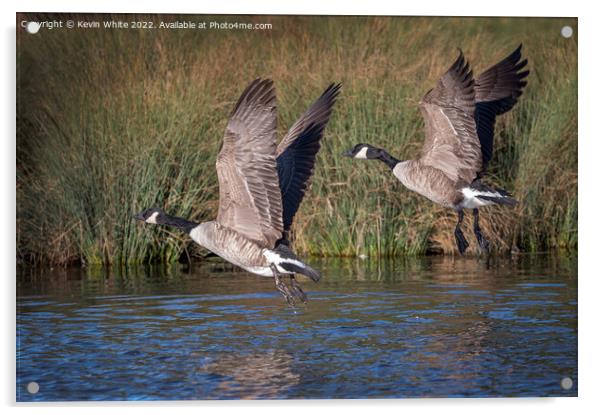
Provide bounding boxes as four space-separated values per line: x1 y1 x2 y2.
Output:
135 79 341 304
343 45 528 254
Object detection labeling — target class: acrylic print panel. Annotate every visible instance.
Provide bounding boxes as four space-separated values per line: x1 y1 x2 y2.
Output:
16 13 577 401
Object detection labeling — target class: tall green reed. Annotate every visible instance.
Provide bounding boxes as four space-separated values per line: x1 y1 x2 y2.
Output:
17 15 577 264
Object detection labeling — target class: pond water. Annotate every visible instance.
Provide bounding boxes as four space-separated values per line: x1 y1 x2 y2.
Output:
16 254 577 401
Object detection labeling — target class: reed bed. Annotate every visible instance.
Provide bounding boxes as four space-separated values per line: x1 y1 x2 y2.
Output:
16 15 577 265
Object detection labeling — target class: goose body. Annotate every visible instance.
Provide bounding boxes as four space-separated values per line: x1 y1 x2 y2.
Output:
189 221 272 276
392 160 461 208
344 45 528 253
135 79 340 303
189 221 312 278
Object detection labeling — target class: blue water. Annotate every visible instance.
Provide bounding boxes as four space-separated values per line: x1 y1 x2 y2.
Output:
16 254 577 400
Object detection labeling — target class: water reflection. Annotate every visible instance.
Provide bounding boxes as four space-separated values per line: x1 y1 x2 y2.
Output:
17 254 577 400
199 351 299 399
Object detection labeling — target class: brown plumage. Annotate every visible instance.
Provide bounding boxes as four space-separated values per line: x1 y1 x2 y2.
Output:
216 79 283 247
135 78 340 304
344 46 528 254
419 51 482 184
416 45 529 186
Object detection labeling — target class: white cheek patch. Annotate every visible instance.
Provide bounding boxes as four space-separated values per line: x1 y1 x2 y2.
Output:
146 211 159 224
354 146 369 159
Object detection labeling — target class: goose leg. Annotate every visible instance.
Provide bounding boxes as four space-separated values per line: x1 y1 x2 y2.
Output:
289 276 308 304
270 264 295 306
473 209 491 253
454 210 469 255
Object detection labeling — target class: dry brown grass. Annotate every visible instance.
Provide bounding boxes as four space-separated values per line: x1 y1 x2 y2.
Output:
17 15 577 264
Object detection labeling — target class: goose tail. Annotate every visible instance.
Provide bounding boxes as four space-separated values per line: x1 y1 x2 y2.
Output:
264 244 322 282
461 181 518 208
278 261 322 282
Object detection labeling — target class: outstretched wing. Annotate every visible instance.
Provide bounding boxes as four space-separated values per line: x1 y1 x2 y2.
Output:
216 79 283 246
276 83 341 232
419 51 482 183
474 44 529 172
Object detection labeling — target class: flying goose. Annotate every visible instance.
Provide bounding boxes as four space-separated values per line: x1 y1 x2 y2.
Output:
343 45 528 254
135 79 341 304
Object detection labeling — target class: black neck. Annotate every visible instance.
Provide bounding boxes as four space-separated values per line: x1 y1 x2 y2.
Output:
161 214 199 234
376 150 400 170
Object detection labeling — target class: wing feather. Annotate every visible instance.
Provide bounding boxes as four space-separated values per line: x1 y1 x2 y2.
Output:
216 79 283 246
419 51 481 183
276 83 341 232
474 44 529 172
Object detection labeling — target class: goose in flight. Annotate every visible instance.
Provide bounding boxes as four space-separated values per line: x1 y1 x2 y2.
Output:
343 45 528 254
135 79 341 304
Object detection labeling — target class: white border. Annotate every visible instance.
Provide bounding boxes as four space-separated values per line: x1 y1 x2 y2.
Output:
4 0 582 16
3 1 600 414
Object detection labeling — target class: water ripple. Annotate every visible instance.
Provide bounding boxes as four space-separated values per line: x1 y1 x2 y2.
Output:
16 257 577 400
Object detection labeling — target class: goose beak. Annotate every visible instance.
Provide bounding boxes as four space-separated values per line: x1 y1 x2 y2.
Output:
342 149 354 157
133 212 145 221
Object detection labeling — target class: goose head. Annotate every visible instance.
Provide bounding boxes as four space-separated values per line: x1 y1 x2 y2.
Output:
133 207 167 225
343 143 400 170
342 143 382 160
